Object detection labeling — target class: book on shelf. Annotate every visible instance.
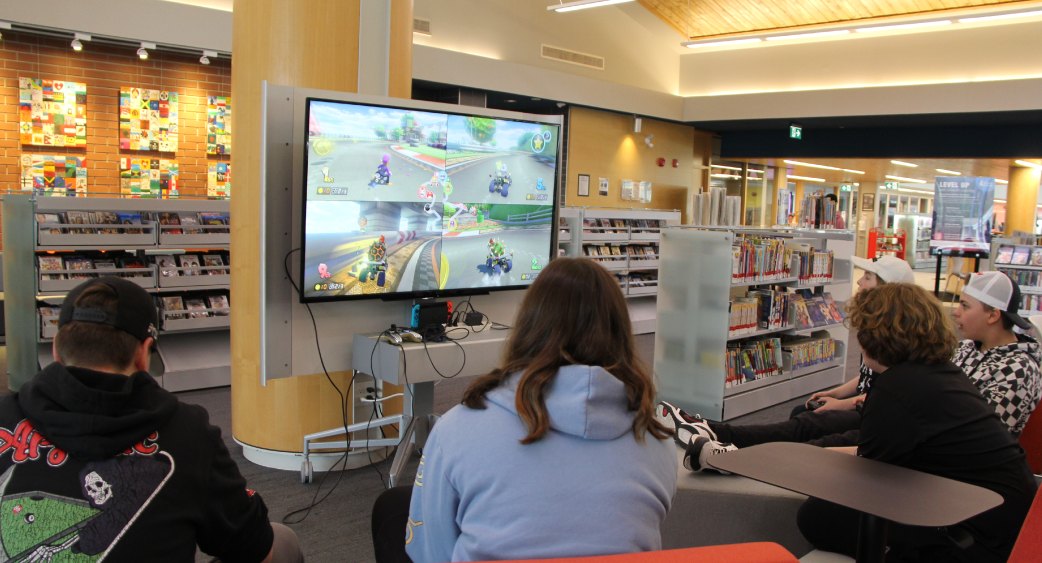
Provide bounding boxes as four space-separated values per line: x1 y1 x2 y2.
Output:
726 338 783 388
92 212 120 234
178 213 202 234
161 296 187 320
178 254 201 276
158 212 183 234
203 254 227 275
748 289 791 331
38 256 65 280
198 212 230 234
206 294 230 316
782 333 837 371
184 298 209 319
1012 246 1031 265
822 294 845 323
35 213 62 234
38 306 61 324
1030 248 1042 267
154 255 179 277
92 259 117 272
732 236 793 283
65 257 94 279
116 213 143 234
790 295 813 330
64 211 91 234
995 245 1015 264
1000 268 1042 290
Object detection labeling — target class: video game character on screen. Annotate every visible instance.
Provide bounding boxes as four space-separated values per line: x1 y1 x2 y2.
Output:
368 154 392 189
349 235 388 287
485 237 513 275
489 163 512 197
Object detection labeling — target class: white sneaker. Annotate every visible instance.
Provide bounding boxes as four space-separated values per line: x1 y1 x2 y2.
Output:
656 401 717 446
683 437 738 474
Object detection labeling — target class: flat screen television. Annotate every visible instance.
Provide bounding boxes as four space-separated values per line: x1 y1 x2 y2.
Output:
300 97 561 302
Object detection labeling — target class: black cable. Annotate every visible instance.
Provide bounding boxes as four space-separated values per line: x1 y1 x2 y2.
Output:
420 328 468 379
366 402 385 489
281 247 356 524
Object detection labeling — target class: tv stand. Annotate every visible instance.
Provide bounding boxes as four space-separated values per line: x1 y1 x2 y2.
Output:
300 328 510 484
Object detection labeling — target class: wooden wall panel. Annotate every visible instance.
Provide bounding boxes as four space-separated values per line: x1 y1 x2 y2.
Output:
566 107 697 223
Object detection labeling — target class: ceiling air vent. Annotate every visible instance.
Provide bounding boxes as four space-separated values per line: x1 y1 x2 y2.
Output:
413 18 431 35
541 44 604 70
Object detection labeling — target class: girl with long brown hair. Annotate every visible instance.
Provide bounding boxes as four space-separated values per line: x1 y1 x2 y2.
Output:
400 258 676 563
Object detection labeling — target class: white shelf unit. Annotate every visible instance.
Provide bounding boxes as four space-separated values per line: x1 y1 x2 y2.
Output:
557 206 681 298
653 227 854 421
2 194 231 392
897 214 934 269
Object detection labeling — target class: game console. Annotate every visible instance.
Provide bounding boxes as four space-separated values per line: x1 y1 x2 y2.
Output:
412 301 451 330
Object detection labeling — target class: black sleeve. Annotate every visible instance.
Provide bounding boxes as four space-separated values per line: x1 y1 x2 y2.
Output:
856 385 922 465
196 421 274 563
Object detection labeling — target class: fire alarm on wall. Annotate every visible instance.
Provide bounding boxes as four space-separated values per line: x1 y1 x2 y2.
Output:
657 158 665 167
672 159 679 168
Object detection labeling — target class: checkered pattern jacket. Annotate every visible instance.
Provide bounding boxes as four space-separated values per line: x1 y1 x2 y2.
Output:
953 334 1042 436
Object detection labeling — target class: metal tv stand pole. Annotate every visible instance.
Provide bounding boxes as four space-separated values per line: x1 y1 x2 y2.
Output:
300 329 509 485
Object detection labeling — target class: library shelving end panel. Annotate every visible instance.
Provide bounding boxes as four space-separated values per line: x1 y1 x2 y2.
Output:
654 227 733 421
2 194 40 391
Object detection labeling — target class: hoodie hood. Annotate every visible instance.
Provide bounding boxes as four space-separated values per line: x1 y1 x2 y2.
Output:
18 362 179 460
971 333 1042 367
484 364 635 440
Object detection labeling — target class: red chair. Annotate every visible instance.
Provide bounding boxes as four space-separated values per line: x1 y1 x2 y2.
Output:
482 544 798 563
1018 412 1042 474
1008 483 1042 563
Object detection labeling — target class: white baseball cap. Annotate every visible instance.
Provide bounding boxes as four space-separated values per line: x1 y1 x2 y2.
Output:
962 271 1033 330
850 255 916 284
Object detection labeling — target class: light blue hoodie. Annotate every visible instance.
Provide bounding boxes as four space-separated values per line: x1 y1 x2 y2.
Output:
405 365 677 563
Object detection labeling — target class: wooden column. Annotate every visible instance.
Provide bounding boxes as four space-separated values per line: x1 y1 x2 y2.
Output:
231 0 411 454
1006 164 1041 235
739 162 749 226
772 166 787 227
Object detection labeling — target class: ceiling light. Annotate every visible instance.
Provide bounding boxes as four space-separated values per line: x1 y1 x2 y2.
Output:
784 159 865 174
138 42 155 60
504 99 516 103
711 174 740 179
548 0 634 12
855 20 952 33
711 164 742 171
898 187 934 194
71 39 82 51
891 160 917 167
886 175 928 183
1015 160 1042 169
936 169 960 175
788 175 827 182
959 10 1042 24
70 33 90 52
200 50 217 65
683 38 762 48
997 179 1009 184
200 55 209 64
765 30 850 41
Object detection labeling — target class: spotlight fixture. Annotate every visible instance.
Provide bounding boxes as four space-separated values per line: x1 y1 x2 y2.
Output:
71 32 90 51
138 42 156 60
200 50 217 65
644 134 654 148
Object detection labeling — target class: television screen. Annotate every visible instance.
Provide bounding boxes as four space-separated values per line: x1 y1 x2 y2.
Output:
300 98 560 302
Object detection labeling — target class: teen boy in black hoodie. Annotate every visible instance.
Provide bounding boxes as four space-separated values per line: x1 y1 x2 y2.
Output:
0 277 303 563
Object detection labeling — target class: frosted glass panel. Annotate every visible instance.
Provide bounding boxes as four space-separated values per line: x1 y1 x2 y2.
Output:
653 228 732 420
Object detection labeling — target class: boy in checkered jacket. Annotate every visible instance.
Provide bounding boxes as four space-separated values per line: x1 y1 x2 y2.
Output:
953 272 1042 436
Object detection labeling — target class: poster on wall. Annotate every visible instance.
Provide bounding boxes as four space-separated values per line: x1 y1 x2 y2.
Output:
208 163 230 197
206 95 231 154
930 176 994 255
18 78 87 147
119 158 179 198
19 154 87 196
119 87 179 152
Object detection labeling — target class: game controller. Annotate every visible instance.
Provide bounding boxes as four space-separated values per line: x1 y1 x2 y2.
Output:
381 332 403 345
806 400 825 410
397 330 423 343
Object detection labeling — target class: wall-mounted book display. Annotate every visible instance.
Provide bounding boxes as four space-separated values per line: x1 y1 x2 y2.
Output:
119 87 179 152
120 158 179 198
20 154 87 196
206 95 231 155
207 163 230 197
18 77 87 147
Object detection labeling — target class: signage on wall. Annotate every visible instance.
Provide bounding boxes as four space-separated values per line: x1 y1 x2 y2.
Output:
789 124 802 140
885 181 900 190
840 184 852 192
929 176 994 256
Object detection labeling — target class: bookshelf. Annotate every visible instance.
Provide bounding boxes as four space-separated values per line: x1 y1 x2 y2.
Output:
558 207 681 299
868 228 906 260
2 194 231 392
897 214 934 269
653 227 854 421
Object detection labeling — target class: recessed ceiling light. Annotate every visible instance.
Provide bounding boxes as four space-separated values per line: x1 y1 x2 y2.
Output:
548 0 634 12
504 99 516 103
788 174 827 182
765 30 850 41
886 175 928 183
711 164 742 171
890 160 917 167
959 10 1042 24
936 169 960 175
684 38 762 49
1015 160 1042 169
783 160 865 174
855 20 951 33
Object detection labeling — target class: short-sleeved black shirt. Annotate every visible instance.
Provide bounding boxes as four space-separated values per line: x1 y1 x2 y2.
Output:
858 361 1038 560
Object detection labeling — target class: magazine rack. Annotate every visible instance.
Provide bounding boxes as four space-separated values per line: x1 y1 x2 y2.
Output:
654 227 855 420
2 194 232 392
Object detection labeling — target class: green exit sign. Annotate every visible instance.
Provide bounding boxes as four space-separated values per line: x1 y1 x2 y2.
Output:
789 124 802 139
885 181 900 190
840 184 852 192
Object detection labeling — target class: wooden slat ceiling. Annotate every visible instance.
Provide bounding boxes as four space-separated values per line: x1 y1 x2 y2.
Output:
730 157 1024 186
640 0 1031 40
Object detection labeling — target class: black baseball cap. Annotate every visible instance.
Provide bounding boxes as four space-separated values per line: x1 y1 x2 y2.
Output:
58 277 159 344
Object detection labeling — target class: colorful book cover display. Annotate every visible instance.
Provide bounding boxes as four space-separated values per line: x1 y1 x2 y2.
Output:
119 87 179 152
119 158 179 198
206 95 231 154
18 78 87 147
19 154 87 196
207 163 230 197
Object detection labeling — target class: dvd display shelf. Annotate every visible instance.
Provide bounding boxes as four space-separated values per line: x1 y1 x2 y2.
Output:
654 227 854 421
558 206 681 299
2 193 232 393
